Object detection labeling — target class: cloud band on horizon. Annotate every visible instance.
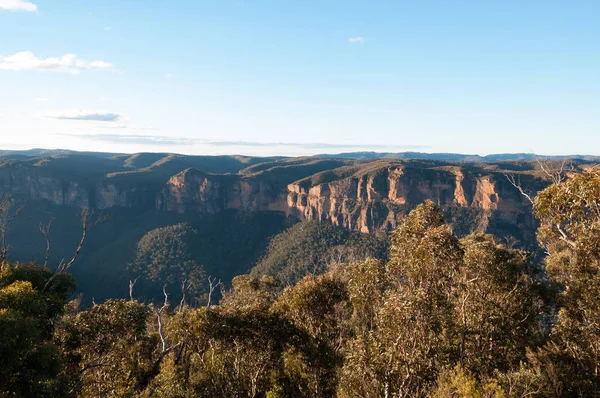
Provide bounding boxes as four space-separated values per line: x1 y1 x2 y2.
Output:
58 132 428 151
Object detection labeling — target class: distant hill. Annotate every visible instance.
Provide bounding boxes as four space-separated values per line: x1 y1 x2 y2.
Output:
4 148 599 164
316 151 600 162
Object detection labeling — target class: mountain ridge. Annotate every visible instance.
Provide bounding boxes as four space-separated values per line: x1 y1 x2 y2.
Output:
1 148 596 302
1 149 584 240
3 148 600 162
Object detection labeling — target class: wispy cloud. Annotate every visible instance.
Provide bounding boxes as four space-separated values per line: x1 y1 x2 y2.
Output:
203 140 409 150
165 73 173 79
348 36 366 44
45 110 122 122
104 26 113 30
69 122 158 131
59 133 426 151
60 133 192 146
0 0 37 12
35 97 50 102
0 52 115 74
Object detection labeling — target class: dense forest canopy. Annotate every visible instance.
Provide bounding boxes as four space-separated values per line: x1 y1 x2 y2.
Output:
2 166 600 397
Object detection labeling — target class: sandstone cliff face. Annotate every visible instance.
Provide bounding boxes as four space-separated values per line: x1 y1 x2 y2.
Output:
156 168 290 214
0 162 159 210
0 162 89 207
0 159 543 239
287 165 536 234
93 179 160 210
94 183 132 209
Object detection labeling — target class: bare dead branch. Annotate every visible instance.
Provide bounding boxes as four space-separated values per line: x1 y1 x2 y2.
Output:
38 217 54 268
155 305 168 353
507 158 577 206
153 284 174 355
178 279 193 312
505 173 534 204
64 209 105 272
162 284 169 309
0 198 25 265
536 157 574 185
42 208 106 292
129 276 140 301
207 276 220 307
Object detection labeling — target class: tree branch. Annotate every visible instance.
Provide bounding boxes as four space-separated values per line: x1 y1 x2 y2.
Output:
0 198 25 265
207 276 220 307
556 223 577 249
178 279 193 312
43 208 105 292
505 173 534 204
129 276 140 301
38 217 54 268
152 285 170 354
536 157 573 185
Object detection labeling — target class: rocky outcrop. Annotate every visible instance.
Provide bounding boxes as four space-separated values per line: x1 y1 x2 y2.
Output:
93 182 148 209
0 159 546 239
287 165 539 234
0 162 89 207
156 168 290 214
0 162 158 210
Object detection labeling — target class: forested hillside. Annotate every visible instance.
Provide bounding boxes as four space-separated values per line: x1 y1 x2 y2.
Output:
2 166 600 397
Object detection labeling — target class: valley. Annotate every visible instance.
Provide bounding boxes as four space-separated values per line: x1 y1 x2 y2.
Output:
0 149 582 303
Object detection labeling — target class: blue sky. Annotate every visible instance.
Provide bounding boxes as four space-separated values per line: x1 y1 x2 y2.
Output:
0 0 599 156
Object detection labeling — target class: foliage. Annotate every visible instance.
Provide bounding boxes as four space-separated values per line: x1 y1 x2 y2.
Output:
272 275 351 396
56 299 158 397
428 366 506 398
251 220 389 285
0 262 75 397
3 168 600 397
6 203 289 305
339 201 548 397
220 274 280 311
525 166 600 394
131 223 206 303
456 235 546 376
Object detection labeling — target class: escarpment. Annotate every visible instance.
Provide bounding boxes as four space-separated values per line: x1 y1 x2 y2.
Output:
0 162 90 207
156 168 290 214
0 155 552 239
0 161 170 210
286 164 543 235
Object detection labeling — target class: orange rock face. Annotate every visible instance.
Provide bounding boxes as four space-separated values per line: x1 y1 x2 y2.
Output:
286 165 538 233
0 159 545 238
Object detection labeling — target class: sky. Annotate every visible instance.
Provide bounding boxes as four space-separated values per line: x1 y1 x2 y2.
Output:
0 0 599 156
